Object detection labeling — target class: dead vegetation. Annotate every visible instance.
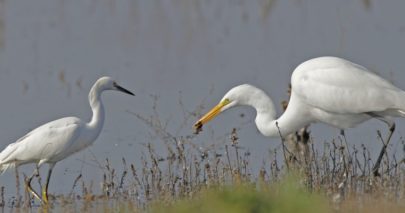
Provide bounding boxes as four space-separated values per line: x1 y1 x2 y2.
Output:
0 92 404 212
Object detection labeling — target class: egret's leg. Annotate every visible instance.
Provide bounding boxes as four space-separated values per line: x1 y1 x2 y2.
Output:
42 163 55 204
25 166 41 202
340 129 345 137
372 122 395 176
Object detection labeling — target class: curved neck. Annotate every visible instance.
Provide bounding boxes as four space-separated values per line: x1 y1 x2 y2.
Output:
246 93 303 138
255 107 300 138
88 83 105 131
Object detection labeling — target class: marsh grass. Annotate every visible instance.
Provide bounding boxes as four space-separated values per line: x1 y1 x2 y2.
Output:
150 176 330 213
1 94 404 212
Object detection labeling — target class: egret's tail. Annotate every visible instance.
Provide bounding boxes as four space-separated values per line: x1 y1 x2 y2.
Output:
389 91 405 117
0 142 20 174
397 110 405 117
0 163 15 175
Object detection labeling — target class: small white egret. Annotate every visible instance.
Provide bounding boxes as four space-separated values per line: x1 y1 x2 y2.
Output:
0 76 134 203
194 56 405 176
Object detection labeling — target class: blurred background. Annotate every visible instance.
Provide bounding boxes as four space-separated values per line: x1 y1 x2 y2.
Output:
0 0 405 195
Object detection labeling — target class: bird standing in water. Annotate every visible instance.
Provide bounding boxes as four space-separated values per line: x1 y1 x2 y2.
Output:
194 56 405 176
0 76 134 204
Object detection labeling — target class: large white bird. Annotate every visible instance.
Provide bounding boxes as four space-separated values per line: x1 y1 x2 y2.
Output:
194 56 404 176
0 76 134 204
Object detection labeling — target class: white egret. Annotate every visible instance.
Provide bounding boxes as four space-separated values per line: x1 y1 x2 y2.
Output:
194 56 405 176
0 76 134 203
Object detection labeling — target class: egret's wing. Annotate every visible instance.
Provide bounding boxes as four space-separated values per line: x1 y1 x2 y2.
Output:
291 57 405 114
0 117 82 164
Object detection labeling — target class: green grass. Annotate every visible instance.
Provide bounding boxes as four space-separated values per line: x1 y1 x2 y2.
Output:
151 175 330 213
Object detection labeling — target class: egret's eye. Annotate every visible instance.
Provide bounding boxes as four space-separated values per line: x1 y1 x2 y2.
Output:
222 98 231 106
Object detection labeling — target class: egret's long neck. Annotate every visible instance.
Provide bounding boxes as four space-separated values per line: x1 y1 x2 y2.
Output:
88 84 105 132
247 92 302 138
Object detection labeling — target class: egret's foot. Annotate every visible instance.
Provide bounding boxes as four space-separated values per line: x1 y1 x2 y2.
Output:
25 179 41 202
41 188 49 205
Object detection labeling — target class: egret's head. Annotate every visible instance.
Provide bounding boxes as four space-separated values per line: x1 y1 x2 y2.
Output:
96 76 135 96
193 84 255 133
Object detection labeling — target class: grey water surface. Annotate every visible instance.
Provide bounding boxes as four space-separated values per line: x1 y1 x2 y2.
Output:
0 0 405 198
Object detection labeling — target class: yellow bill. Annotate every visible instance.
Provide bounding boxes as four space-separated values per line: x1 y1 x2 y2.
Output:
193 99 230 134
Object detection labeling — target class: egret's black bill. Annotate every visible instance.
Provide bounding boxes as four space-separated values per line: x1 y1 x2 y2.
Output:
116 84 135 96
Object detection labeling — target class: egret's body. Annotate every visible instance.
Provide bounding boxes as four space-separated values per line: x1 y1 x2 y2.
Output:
0 76 134 203
195 56 405 175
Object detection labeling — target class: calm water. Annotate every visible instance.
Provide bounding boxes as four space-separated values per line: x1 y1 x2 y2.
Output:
0 0 405 201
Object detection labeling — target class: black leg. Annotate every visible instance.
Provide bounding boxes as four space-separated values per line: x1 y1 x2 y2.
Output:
42 163 55 204
372 122 395 176
340 129 345 137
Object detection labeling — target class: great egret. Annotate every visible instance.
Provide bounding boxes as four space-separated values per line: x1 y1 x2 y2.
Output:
194 56 404 176
0 76 134 204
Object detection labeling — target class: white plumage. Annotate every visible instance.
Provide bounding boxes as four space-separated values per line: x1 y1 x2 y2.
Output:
0 117 82 172
0 76 134 203
195 56 404 175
